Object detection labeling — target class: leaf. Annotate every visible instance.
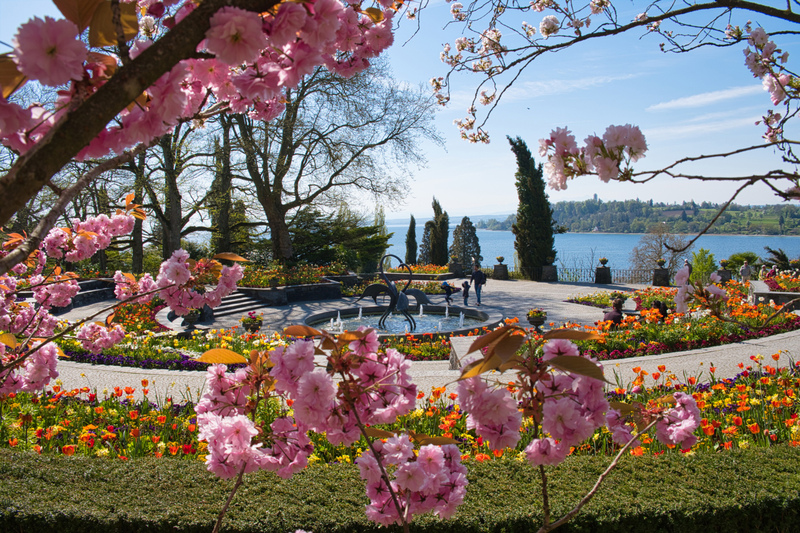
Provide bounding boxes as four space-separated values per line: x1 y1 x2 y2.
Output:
416 436 461 446
122 272 137 283
543 329 603 341
89 1 139 47
655 394 676 406
459 353 502 380
364 427 396 439
212 252 251 262
0 333 17 349
125 192 135 207
0 56 27 99
87 52 118 77
362 7 384 22
105 312 115 326
337 330 367 342
609 401 636 416
196 348 248 364
491 334 527 363
283 325 322 337
497 357 525 373
547 355 609 383
53 0 104 31
466 325 517 354
320 337 337 351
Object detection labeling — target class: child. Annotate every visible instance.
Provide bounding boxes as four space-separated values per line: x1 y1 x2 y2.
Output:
441 281 455 305
462 280 470 305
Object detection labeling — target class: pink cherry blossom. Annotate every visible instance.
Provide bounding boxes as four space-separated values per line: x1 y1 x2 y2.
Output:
206 7 268 66
525 437 569 466
12 16 87 87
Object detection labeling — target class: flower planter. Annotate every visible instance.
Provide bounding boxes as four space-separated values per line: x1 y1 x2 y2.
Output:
527 315 546 333
243 321 262 334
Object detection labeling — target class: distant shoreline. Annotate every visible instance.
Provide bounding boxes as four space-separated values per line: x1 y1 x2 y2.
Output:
473 229 800 238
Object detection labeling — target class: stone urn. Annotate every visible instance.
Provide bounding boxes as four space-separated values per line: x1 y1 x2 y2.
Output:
242 320 263 334
527 315 546 333
493 257 508 280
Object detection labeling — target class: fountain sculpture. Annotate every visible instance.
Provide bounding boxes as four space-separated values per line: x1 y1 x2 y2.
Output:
356 254 431 332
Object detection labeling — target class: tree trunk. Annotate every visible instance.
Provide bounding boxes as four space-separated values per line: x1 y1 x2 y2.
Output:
210 117 233 255
265 200 293 261
132 152 146 273
160 133 183 260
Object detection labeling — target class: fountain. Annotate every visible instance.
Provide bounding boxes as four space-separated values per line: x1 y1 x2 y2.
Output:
304 254 503 339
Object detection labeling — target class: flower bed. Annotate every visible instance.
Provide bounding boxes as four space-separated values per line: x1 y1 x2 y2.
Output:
239 263 346 288
765 274 800 292
386 264 450 274
108 298 169 333
4 354 799 462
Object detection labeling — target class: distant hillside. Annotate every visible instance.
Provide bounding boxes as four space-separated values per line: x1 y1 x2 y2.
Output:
474 200 800 235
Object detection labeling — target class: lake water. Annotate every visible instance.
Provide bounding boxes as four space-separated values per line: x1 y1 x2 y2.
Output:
386 225 800 269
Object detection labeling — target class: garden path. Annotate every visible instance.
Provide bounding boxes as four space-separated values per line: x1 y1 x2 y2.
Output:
52 279 800 402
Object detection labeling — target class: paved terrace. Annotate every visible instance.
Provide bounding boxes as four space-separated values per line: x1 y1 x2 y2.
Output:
53 279 800 403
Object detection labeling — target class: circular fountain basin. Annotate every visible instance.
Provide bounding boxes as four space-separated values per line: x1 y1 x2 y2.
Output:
304 305 504 339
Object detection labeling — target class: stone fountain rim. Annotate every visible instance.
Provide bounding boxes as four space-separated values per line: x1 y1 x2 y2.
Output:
304 304 505 340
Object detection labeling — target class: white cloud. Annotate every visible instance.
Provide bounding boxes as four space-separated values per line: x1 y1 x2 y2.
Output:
504 73 640 101
647 85 763 111
643 115 761 141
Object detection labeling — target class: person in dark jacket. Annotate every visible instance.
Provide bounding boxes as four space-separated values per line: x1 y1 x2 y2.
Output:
603 298 624 326
470 264 486 306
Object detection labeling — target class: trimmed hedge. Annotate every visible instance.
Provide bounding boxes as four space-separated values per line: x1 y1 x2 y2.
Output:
1 446 799 532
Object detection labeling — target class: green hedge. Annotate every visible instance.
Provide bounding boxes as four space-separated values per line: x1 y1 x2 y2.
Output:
1 446 799 532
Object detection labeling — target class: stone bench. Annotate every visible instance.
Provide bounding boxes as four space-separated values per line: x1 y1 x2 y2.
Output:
449 336 479 370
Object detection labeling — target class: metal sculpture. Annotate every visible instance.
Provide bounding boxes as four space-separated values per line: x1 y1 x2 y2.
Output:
356 254 431 331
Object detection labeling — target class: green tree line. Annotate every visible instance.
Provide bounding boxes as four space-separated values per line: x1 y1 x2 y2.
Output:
475 199 800 235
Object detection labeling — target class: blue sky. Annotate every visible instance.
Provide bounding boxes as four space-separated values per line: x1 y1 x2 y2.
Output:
2 0 797 220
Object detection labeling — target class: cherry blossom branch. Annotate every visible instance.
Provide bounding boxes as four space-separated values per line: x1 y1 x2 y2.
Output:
0 141 154 277
0 0 280 226
664 178 755 253
537 419 658 533
211 466 247 533
347 381 411 533
0 283 169 379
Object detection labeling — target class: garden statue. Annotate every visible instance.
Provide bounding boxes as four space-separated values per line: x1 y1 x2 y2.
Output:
356 254 430 332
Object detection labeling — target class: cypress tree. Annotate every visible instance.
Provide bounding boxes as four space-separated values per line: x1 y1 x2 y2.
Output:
405 215 417 264
418 221 433 264
429 197 450 266
509 136 557 280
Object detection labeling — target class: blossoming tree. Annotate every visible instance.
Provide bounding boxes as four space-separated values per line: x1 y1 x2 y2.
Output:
0 0 399 275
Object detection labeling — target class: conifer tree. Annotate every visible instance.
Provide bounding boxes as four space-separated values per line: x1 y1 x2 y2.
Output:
429 197 450 266
418 221 433 264
450 216 482 266
405 215 417 264
509 136 557 280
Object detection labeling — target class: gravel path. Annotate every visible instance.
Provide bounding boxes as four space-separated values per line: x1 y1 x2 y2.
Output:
52 279 800 402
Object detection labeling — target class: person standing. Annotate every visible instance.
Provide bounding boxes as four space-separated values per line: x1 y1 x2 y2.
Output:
470 264 486 306
739 260 752 282
462 280 470 306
